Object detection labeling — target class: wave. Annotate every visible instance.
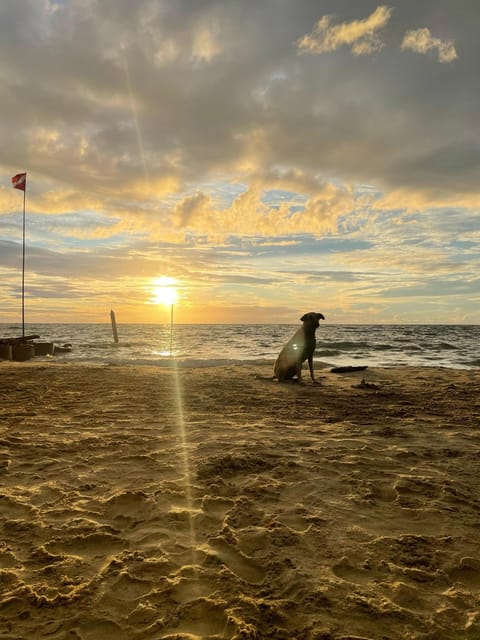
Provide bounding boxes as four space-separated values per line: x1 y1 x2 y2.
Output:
2 323 478 370
316 349 341 357
68 356 275 369
317 340 460 354
316 341 371 351
437 342 458 350
317 341 403 352
461 358 480 367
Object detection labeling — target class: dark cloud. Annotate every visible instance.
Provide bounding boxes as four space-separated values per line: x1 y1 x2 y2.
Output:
0 0 477 197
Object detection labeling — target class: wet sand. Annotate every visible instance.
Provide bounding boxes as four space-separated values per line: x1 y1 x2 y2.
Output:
0 362 479 639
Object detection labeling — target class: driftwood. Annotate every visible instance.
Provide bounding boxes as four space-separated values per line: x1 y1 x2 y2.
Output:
330 365 368 373
0 334 40 345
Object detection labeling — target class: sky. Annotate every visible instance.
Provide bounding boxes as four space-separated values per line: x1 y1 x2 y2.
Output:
0 0 479 325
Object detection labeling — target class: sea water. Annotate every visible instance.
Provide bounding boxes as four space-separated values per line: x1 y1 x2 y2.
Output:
1 323 479 370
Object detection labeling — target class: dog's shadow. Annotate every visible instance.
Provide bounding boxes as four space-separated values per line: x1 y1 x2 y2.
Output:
254 374 325 387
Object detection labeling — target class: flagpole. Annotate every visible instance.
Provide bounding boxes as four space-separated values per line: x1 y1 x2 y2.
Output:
21 186 26 337
11 172 27 336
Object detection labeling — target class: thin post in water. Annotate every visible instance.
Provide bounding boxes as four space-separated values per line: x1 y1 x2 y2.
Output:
110 309 119 343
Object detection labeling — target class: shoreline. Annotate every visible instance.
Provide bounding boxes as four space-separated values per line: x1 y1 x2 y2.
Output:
2 323 479 371
1 363 479 639
2 357 479 371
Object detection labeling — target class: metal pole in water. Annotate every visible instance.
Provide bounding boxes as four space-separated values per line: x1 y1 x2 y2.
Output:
169 303 174 357
110 309 119 343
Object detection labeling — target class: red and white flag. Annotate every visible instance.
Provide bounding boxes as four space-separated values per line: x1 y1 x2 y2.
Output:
12 172 27 191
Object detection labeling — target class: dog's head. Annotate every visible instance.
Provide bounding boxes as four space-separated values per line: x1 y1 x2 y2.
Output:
300 312 325 328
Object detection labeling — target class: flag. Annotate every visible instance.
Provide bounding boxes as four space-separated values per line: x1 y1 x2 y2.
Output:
12 172 26 191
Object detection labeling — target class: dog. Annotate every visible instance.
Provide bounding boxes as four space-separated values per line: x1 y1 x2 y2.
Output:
274 312 325 383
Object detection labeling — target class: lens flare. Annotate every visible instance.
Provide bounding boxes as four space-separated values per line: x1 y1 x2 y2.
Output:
171 360 199 567
120 43 150 194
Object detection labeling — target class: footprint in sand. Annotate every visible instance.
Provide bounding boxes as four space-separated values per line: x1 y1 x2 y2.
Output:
208 537 265 584
332 559 374 585
98 571 153 616
46 531 127 562
201 495 234 520
394 476 440 507
0 495 37 519
367 480 398 503
160 598 235 639
170 575 218 603
449 557 480 590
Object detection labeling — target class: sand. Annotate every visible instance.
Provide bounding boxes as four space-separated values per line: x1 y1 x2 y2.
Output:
0 362 479 640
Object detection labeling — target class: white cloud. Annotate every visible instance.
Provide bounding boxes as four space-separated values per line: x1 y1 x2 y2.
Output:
401 27 457 63
297 5 392 56
166 182 354 240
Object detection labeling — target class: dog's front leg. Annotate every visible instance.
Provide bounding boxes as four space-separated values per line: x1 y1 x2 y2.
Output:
307 357 318 384
296 361 304 383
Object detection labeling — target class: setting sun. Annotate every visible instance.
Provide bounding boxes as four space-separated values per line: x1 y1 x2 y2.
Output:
150 276 179 306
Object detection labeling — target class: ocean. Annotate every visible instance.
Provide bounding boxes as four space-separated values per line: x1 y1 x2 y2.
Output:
1 323 479 370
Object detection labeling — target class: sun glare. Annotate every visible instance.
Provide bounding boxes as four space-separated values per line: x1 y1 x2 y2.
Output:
150 276 179 306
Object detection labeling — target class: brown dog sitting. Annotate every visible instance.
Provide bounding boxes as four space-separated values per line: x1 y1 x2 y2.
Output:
274 312 325 383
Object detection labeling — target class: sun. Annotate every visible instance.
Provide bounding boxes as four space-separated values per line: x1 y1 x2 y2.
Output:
150 276 178 306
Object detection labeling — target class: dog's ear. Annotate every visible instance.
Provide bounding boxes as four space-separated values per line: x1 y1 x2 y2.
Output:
317 313 325 320
300 312 317 321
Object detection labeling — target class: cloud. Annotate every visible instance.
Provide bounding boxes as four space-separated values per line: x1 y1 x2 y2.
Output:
0 1 474 204
401 27 457 63
297 5 393 56
0 1 478 323
173 192 212 227
164 182 354 240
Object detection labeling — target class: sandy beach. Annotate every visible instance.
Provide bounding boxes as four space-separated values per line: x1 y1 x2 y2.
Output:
0 361 479 640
